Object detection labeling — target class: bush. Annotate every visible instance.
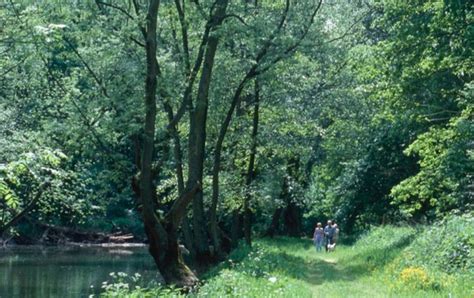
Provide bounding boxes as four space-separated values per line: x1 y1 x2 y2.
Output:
401 213 473 275
197 242 312 297
397 267 432 290
386 214 473 293
100 272 182 298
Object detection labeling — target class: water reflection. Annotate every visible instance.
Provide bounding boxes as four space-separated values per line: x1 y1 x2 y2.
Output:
0 246 156 298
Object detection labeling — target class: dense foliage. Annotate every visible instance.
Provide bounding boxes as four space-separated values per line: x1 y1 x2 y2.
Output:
0 0 472 289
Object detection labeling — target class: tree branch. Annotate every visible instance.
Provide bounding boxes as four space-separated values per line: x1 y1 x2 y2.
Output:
325 12 366 44
95 0 135 20
174 0 191 74
0 182 50 235
254 0 290 63
222 13 248 26
63 37 109 98
130 36 145 47
0 55 29 78
256 0 323 75
166 182 201 227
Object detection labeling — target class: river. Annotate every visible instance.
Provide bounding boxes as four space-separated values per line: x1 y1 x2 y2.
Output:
0 245 158 297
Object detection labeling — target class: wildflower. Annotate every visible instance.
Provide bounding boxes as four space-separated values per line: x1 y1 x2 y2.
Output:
399 267 430 289
268 276 277 283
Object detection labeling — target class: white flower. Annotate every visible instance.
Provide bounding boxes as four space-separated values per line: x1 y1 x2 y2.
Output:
48 24 67 29
268 277 277 283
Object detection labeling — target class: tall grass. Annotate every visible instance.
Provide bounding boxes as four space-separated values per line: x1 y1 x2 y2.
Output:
101 215 473 297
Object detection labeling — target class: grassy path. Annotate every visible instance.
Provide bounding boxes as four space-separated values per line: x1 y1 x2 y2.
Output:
196 235 474 298
269 241 392 297
256 238 461 298
299 246 390 297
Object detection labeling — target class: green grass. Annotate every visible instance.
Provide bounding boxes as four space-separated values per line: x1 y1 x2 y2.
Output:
102 221 473 297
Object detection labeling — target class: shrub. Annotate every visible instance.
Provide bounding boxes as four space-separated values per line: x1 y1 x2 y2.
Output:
398 213 473 275
100 272 182 298
386 214 473 293
197 242 312 297
398 267 431 290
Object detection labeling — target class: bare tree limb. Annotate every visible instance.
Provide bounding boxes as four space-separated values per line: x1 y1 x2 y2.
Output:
256 0 323 75
130 36 145 47
63 37 109 98
0 55 28 78
174 0 191 74
222 13 248 26
325 12 367 44
95 0 135 20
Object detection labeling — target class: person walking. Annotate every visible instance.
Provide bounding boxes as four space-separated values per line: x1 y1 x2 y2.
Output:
324 220 335 252
332 223 340 245
313 222 324 252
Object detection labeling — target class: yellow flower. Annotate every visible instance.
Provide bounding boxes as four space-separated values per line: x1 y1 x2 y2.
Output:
399 267 430 289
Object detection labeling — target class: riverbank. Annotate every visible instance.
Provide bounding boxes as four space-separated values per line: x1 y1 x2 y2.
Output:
0 241 146 248
1 224 145 246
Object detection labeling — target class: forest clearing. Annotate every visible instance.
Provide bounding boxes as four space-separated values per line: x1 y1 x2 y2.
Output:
0 0 472 297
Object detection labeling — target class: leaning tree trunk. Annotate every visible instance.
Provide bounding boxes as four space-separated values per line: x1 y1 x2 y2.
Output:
187 0 229 262
136 0 197 287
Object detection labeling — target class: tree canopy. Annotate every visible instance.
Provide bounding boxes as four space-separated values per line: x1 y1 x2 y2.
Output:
1 0 472 286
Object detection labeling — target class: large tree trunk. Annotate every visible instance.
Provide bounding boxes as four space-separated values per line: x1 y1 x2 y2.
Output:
187 0 229 262
137 0 197 287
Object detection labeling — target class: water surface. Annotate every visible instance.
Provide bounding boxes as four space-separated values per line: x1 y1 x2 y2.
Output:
0 245 158 298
